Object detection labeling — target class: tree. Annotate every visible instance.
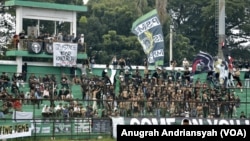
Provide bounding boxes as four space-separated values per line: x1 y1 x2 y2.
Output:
168 0 250 57
0 13 15 55
156 0 168 24
1 0 250 64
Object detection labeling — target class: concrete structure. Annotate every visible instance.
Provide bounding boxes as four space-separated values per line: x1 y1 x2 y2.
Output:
4 0 87 73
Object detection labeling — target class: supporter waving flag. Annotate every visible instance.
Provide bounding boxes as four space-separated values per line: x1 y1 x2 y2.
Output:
192 51 214 74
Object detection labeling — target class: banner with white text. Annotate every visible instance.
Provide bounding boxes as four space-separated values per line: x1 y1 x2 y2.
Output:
117 125 250 141
0 124 32 140
1 111 33 139
53 42 78 67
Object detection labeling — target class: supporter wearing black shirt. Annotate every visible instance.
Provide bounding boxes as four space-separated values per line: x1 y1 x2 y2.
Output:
206 70 214 87
19 30 25 40
22 62 28 82
152 67 161 78
124 70 131 84
43 75 50 83
11 81 19 96
102 64 109 78
183 67 191 85
104 74 112 85
61 74 69 89
240 111 247 119
126 57 132 71
152 67 162 85
132 71 142 87
168 71 175 82
70 66 77 79
175 69 182 81
102 69 107 78
0 72 10 89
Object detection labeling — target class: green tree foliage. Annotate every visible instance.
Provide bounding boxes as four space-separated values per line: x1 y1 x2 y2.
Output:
168 0 250 59
79 16 88 24
100 30 143 64
5 0 250 64
165 32 195 65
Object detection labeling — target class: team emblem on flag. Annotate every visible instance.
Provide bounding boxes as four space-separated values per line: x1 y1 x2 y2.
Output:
138 31 154 55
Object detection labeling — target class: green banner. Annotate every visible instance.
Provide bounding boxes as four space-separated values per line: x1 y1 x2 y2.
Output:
131 9 164 67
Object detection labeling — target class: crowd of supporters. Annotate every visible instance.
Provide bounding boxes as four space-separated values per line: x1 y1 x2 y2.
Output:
12 30 86 53
85 64 244 119
0 59 249 120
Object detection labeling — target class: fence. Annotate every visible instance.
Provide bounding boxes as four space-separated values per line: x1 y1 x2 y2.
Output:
0 118 112 140
0 69 250 139
0 95 250 140
10 39 87 53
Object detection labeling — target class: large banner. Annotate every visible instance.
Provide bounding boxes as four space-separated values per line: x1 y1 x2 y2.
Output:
111 117 250 138
33 119 50 134
73 118 91 133
33 118 111 135
53 42 78 67
0 112 33 139
0 124 32 139
131 9 164 67
54 119 72 134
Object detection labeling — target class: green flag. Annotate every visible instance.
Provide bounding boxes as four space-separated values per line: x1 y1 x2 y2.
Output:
131 9 164 68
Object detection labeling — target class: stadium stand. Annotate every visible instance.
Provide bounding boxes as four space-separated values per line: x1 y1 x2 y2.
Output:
0 64 249 121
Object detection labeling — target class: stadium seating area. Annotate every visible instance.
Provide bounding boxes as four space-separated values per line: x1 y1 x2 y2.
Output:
0 66 250 121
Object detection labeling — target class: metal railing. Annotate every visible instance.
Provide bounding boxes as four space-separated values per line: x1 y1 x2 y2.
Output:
1 94 250 119
0 118 112 140
0 94 250 139
9 38 87 53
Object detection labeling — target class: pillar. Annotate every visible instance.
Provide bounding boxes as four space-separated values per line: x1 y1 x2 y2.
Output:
16 7 23 73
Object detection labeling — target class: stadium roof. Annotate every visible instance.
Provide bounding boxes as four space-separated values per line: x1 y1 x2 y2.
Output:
5 0 87 12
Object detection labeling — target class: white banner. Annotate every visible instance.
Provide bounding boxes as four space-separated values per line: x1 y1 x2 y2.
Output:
0 111 33 139
53 42 78 67
74 118 92 133
12 111 33 122
0 129 32 139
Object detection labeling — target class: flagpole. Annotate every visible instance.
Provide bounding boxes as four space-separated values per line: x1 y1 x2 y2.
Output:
169 25 173 67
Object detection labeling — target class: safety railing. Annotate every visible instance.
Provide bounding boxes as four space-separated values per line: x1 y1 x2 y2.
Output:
0 94 250 140
9 38 87 53
0 118 111 140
